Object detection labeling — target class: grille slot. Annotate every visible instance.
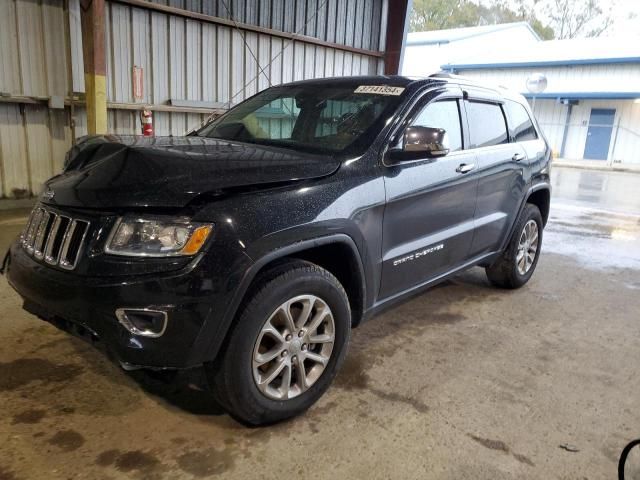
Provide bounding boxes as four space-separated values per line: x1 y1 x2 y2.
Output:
21 207 89 271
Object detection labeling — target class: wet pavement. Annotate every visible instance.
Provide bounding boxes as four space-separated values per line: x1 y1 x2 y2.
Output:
0 166 639 479
546 168 640 272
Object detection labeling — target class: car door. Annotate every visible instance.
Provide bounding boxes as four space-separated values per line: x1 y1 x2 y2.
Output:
465 92 528 257
379 88 479 299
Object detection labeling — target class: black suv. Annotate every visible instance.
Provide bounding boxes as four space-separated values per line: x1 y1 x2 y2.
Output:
2 74 550 425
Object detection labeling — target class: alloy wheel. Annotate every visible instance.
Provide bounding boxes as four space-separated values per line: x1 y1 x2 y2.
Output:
252 295 335 400
516 219 539 275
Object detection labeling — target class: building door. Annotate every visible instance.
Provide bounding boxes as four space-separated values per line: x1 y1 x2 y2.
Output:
583 108 616 160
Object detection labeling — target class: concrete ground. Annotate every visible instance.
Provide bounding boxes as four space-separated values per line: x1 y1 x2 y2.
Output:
1 167 639 480
553 158 640 175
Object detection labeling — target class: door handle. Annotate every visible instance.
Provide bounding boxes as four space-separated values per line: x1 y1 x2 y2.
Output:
455 163 476 174
512 153 526 162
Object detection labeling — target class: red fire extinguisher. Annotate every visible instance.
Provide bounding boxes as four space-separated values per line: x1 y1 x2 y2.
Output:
140 108 154 136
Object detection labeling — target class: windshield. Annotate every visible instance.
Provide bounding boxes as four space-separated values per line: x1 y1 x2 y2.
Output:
197 84 405 154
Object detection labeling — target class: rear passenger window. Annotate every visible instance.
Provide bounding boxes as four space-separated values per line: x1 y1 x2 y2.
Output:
505 100 538 142
466 101 508 148
411 99 463 152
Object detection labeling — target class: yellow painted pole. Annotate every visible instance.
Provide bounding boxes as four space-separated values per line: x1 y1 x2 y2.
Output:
80 0 107 135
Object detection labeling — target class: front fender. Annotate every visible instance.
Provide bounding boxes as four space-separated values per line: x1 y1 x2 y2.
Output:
190 231 367 365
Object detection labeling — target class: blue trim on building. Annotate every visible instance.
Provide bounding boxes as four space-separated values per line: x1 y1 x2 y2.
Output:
521 92 640 100
442 57 640 71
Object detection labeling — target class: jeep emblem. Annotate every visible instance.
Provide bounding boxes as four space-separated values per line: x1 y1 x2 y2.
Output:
42 188 55 201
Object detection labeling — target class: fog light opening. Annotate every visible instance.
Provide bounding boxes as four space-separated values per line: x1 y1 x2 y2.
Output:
115 308 168 338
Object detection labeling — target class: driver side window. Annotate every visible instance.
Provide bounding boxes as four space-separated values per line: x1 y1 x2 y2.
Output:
411 99 463 152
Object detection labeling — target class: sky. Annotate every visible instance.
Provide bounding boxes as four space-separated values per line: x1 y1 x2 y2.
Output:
599 0 640 37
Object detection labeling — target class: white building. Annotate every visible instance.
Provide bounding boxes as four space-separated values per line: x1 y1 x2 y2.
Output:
404 25 640 166
441 37 640 165
403 22 540 75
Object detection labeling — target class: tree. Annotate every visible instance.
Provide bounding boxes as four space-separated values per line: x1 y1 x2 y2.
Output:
477 0 555 39
542 0 613 38
409 0 478 32
409 0 554 39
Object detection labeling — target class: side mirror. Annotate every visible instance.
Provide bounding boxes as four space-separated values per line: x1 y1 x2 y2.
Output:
387 126 450 164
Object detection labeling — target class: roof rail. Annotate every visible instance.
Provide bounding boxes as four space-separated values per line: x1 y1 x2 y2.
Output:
429 71 455 79
428 72 516 97
429 71 475 82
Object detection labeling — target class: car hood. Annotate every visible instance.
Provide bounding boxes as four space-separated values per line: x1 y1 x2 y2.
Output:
41 135 340 209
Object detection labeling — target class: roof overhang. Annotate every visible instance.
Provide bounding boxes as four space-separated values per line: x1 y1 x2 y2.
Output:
442 57 640 71
522 92 640 100
407 22 540 47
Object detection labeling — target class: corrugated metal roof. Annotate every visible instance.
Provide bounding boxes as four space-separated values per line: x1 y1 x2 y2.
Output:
443 36 640 69
406 21 539 45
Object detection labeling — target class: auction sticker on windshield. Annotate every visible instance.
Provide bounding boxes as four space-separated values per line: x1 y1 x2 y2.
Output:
354 85 405 95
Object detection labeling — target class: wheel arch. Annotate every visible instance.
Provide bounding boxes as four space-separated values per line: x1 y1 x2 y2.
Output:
526 185 551 226
204 234 367 364
497 182 550 254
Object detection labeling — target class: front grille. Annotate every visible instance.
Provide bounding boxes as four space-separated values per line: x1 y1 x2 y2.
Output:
20 206 90 270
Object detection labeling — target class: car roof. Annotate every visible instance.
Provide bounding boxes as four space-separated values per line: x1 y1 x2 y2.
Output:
278 73 528 104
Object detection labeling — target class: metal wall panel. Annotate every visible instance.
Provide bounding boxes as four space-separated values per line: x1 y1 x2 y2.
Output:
15 0 47 96
257 33 272 92
49 109 71 174
244 32 259 97
216 26 232 102
132 7 152 103
68 0 85 92
0 1 21 95
0 104 30 198
42 0 70 98
24 105 53 191
293 43 305 81
161 0 387 49
230 29 245 101
151 11 170 103
186 19 202 100
1 0 388 199
110 3 133 102
169 13 186 102
202 23 218 101
270 37 284 85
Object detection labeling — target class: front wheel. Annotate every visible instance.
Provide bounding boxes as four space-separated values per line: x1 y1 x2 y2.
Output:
486 203 543 289
209 260 351 425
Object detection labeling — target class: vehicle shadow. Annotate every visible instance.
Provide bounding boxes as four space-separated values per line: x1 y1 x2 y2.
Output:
62 335 228 419
59 267 493 423
126 368 226 417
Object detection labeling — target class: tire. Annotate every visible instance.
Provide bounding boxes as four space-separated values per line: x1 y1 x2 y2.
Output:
485 203 543 289
208 259 351 426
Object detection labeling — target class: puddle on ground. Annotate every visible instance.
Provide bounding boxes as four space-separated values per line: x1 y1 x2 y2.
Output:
543 203 640 271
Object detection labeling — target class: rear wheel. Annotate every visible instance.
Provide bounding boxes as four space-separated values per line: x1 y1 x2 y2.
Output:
209 260 351 425
486 203 543 289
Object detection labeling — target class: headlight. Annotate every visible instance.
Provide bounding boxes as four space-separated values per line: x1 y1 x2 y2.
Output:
105 217 213 257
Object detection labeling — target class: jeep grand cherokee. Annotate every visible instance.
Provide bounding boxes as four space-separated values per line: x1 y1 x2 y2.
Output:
2 74 551 425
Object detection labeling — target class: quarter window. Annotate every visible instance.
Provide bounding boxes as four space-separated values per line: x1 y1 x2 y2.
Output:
505 100 538 142
466 101 508 148
411 99 463 152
